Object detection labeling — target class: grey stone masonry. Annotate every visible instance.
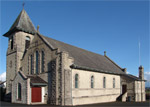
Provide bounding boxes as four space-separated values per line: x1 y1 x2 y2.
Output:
6 32 34 94
139 66 144 80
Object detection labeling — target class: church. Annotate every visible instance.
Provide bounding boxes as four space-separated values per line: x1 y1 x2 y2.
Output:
3 8 146 106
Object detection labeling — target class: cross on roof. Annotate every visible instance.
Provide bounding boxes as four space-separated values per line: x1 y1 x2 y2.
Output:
22 2 25 9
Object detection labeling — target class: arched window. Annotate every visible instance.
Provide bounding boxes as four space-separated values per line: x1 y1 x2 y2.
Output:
36 51 39 74
11 36 14 50
25 36 30 49
75 74 78 88
18 83 21 100
113 78 115 88
41 51 45 73
91 76 94 88
103 77 106 88
30 55 33 74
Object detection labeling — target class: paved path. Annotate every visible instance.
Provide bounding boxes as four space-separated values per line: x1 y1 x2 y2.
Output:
0 101 150 107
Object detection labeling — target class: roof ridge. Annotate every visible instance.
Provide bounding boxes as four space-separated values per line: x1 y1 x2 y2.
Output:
104 55 123 71
37 33 55 50
38 33 125 74
17 9 24 30
41 34 105 57
124 74 146 81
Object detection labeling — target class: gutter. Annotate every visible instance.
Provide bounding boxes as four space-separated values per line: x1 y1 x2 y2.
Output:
70 64 123 75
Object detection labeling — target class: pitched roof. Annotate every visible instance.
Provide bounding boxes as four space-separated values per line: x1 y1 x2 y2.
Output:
3 9 36 37
124 74 145 81
27 76 47 86
39 34 125 75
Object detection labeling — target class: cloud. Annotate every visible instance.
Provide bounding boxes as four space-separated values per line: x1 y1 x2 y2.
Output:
145 72 150 75
127 72 130 74
144 71 150 87
0 72 6 81
145 72 150 81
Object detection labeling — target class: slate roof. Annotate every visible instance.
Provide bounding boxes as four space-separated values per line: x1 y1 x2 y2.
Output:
124 74 145 81
27 76 47 86
40 34 125 75
3 9 36 37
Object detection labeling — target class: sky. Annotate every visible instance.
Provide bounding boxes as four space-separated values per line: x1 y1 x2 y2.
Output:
0 0 149 86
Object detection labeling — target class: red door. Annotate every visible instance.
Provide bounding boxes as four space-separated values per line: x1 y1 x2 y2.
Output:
32 87 41 102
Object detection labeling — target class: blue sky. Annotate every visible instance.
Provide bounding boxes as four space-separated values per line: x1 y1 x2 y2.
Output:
0 0 149 85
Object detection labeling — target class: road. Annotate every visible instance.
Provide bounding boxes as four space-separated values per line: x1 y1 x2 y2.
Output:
0 101 150 107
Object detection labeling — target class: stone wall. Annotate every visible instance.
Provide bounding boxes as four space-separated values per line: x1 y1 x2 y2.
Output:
6 31 34 94
135 81 145 101
8 31 146 105
59 52 74 106
72 69 121 105
20 34 59 104
12 72 28 104
121 76 146 102
121 76 135 101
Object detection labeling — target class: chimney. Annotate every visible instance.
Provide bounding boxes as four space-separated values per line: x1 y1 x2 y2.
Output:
104 51 106 56
123 68 127 74
37 25 40 32
139 65 144 80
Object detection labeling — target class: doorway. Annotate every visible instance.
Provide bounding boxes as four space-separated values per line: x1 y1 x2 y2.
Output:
32 87 41 102
122 85 127 94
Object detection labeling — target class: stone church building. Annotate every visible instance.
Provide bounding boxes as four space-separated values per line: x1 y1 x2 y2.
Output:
3 8 146 105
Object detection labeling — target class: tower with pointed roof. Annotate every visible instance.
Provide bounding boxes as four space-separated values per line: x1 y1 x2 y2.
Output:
3 6 146 105
3 9 36 94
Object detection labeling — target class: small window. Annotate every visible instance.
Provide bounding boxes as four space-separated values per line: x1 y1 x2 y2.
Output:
11 36 14 50
91 76 94 88
113 78 115 88
75 74 78 88
25 36 30 49
30 55 33 74
36 51 39 74
41 51 45 73
103 77 106 88
18 83 21 100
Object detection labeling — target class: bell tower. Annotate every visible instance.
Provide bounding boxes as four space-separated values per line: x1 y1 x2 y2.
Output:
3 8 36 94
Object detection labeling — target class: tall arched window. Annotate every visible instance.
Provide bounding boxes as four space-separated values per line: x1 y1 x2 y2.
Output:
25 36 30 49
41 51 45 73
36 51 39 74
91 76 94 88
103 77 106 88
113 78 115 88
30 55 33 74
75 74 78 88
18 83 21 100
11 36 14 50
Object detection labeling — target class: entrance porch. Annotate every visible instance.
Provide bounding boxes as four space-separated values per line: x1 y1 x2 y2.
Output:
28 76 47 105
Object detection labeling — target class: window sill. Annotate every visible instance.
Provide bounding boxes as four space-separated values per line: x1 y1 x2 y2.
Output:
17 99 21 101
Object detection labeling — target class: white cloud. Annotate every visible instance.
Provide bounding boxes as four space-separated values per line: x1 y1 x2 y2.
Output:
145 72 150 75
145 72 150 81
0 72 6 81
144 71 150 87
126 71 130 74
